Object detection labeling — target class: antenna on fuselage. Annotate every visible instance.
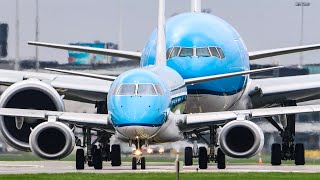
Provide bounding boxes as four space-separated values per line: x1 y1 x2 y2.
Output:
155 0 166 66
191 0 201 12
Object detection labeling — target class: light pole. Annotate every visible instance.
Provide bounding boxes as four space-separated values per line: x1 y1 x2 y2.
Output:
15 0 20 70
35 0 39 70
295 1 310 67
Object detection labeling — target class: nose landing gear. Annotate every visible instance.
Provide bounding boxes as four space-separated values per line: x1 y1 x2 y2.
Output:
131 139 146 170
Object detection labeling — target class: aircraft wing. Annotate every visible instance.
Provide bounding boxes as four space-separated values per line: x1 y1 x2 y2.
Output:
178 104 320 131
0 108 114 131
28 41 141 60
0 69 112 103
249 74 320 108
248 44 320 60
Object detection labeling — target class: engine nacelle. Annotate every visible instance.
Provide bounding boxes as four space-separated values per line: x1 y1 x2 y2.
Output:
0 79 64 151
29 121 75 160
219 120 264 158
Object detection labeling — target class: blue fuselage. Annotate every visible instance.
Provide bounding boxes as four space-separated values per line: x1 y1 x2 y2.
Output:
141 12 250 112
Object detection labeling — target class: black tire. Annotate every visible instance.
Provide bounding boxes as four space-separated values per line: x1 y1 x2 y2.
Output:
111 144 122 166
132 157 137 170
88 161 93 167
271 143 282 165
198 147 208 169
217 148 226 169
295 143 305 165
104 144 111 161
76 149 85 170
141 157 146 169
184 147 193 166
93 149 103 170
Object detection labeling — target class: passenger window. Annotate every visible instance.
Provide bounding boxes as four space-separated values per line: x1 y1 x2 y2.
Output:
166 47 174 59
196 48 211 57
179 48 193 57
137 84 157 96
217 47 225 59
170 47 180 58
209 47 220 58
117 84 136 96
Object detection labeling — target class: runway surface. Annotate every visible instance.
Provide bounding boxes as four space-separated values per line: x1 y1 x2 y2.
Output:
0 161 319 174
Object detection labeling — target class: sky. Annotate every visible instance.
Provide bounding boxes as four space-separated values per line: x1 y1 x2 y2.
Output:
0 0 319 65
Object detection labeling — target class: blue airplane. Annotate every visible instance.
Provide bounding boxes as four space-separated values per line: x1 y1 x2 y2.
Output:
0 0 320 170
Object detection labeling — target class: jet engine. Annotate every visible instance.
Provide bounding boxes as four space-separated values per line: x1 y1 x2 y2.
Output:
219 120 264 158
0 79 65 151
29 121 75 160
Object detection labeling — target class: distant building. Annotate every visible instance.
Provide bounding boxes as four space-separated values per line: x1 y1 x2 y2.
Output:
68 42 118 65
0 23 8 58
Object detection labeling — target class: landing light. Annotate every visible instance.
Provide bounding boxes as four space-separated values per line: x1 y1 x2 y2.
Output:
147 148 153 154
159 147 164 154
134 149 142 156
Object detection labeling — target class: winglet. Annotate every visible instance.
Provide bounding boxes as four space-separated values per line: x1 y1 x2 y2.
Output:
155 0 167 66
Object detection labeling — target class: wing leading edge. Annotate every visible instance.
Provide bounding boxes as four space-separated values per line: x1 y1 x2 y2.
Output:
178 105 320 130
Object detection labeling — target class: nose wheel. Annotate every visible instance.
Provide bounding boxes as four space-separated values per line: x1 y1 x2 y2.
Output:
132 156 146 170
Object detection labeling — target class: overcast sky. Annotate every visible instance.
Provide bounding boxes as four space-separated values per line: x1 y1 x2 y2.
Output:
0 0 319 65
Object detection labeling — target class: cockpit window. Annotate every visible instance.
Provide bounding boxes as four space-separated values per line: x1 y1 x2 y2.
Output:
170 47 180 58
117 84 136 96
217 47 225 59
209 47 220 58
137 84 157 96
166 46 225 59
196 48 211 57
166 47 174 59
115 84 160 96
179 48 193 57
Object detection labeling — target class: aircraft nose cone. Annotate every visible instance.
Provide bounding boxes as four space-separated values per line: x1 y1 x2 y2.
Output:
110 96 166 127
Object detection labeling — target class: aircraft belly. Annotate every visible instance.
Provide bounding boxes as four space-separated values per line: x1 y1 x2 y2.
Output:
184 92 243 113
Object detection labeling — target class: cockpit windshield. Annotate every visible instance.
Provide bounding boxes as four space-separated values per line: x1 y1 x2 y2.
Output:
117 84 136 96
167 46 225 59
116 84 159 96
137 84 157 96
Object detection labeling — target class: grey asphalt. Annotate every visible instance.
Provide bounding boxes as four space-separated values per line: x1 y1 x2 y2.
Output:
0 161 319 174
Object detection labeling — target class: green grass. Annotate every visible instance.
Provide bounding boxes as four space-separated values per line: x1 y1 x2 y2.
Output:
0 173 320 180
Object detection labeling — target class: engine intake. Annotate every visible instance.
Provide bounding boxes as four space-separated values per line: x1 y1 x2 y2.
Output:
219 120 264 158
30 121 75 160
0 79 64 151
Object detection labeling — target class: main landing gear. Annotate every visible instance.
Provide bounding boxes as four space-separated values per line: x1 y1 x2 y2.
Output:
131 139 146 170
75 128 122 170
184 126 226 169
267 101 305 166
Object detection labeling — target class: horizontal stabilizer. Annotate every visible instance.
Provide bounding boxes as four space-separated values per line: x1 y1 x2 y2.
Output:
28 41 141 60
184 66 283 85
249 44 320 60
45 68 117 81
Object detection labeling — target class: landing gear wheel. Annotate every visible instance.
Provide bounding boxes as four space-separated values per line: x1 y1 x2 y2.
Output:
132 157 137 170
76 149 85 170
271 143 282 165
184 147 193 166
217 148 226 169
141 157 146 169
295 143 305 165
88 145 97 167
93 149 103 169
198 147 208 169
111 144 121 166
